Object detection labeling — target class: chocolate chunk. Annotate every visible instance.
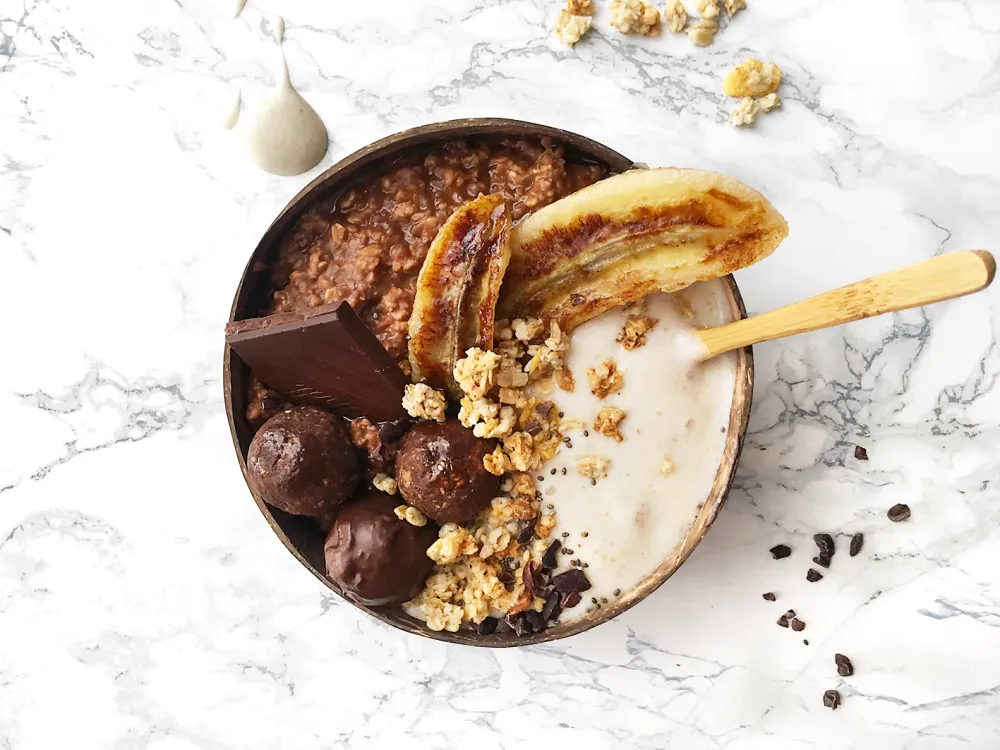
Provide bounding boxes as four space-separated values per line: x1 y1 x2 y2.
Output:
378 418 413 445
790 618 806 632
542 594 561 622
499 570 516 589
835 653 854 677
562 591 582 609
522 560 539 597
777 614 790 628
849 533 864 557
477 616 498 635
506 612 533 637
813 555 832 569
226 301 408 422
806 568 824 583
855 445 868 461
814 533 835 559
823 689 841 710
552 569 592 594
770 544 792 560
495 616 513 634
887 503 911 522
762 592 777 602
541 540 561 570
524 610 546 632
524 420 543 436
517 521 535 544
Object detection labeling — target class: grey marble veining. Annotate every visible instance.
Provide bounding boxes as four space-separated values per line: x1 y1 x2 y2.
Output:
1 0 999 747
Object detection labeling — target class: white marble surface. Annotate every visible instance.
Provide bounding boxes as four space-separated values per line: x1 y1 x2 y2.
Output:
2 0 999 747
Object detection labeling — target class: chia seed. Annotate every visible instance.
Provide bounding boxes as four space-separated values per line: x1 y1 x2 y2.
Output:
561 468 567 475
590 478 596 486
551 468 557 475
583 430 589 437
613 589 621 596
581 531 589 538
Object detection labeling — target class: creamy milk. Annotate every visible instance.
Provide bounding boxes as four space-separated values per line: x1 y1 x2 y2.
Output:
543 281 737 615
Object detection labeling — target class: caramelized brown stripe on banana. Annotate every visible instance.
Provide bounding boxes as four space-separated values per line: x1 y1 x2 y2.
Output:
408 195 511 397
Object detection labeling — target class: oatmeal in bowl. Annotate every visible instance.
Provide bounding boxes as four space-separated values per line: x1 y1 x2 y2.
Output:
224 118 784 645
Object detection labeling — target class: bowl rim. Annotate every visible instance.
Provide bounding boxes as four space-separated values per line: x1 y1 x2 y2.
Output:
223 117 755 647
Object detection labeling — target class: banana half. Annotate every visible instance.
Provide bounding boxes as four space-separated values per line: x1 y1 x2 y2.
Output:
497 168 788 331
408 194 511 397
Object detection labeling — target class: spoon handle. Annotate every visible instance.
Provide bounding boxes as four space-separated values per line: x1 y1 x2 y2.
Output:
694 250 996 362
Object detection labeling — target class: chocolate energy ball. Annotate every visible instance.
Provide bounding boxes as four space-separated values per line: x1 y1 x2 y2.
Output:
247 406 360 525
324 491 438 605
395 420 500 523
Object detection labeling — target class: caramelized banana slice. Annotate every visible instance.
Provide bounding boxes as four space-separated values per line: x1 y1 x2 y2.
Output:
497 168 788 330
408 194 511 397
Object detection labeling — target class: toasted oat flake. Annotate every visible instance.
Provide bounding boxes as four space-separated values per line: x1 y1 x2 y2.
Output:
664 0 687 32
594 407 627 442
402 383 447 422
577 456 611 480
609 0 661 36
394 504 428 527
586 359 624 399
567 0 595 14
617 314 658 350
759 92 781 111
373 472 399 495
724 0 746 15
483 445 511 476
686 18 717 45
695 0 720 20
722 57 782 98
660 457 676 475
729 97 760 127
454 348 501 400
554 9 592 45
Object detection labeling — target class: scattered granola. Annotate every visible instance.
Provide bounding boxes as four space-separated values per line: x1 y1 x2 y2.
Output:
393 504 428 527
724 0 746 15
759 92 781 111
407 473 560 632
577 456 611 480
617 314 658 350
373 472 399 495
402 383 447 422
722 57 782 97
695 0 720 21
664 0 687 32
594 407 626 442
554 9 593 45
609 0 661 36
729 97 760 127
659 457 676 475
586 358 624 399
686 18 718 46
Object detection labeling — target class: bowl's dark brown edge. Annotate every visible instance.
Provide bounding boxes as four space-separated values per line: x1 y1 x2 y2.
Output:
222 117 755 647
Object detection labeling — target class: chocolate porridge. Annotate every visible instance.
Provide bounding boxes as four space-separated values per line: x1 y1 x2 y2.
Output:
246 138 605 424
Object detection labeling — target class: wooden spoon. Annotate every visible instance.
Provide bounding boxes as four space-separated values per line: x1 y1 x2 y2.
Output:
694 250 996 362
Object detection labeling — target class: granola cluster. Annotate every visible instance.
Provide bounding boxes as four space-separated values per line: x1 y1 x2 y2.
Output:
586 358 624 399
594 406 627 442
406 472 556 631
553 0 595 45
609 0 661 36
454 318 569 474
393 504 428 526
724 57 783 126
401 383 447 422
617 313 658 350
